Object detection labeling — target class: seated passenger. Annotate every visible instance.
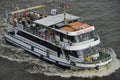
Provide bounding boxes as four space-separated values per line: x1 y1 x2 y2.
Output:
85 55 92 63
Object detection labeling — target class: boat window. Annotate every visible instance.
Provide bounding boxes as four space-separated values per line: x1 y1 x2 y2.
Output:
69 51 78 58
17 31 59 51
64 35 68 39
67 36 77 43
60 34 63 41
55 31 60 36
84 45 99 56
68 31 95 43
78 31 94 41
76 50 85 60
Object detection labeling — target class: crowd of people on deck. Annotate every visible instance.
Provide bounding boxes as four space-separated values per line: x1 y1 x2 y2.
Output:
9 11 55 42
10 11 45 28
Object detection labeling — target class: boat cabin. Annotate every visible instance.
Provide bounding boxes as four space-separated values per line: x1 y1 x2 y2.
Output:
34 13 96 44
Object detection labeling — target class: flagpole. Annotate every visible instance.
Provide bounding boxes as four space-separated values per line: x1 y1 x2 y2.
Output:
63 5 67 25
63 3 71 25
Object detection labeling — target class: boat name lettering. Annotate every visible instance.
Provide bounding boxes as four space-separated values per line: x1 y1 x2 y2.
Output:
76 27 94 35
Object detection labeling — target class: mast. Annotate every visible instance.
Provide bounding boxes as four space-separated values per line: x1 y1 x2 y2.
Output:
64 9 67 24
63 3 71 24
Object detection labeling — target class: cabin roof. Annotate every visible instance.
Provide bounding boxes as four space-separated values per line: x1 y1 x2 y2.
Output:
59 22 92 32
34 13 79 26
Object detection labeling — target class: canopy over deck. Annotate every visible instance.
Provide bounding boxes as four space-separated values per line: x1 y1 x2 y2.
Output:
34 13 80 26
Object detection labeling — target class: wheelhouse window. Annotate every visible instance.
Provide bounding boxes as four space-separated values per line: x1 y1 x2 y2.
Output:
83 45 100 56
16 31 58 51
69 31 95 43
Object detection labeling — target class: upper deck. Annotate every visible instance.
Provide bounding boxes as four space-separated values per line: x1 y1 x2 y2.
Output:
8 4 95 36
34 13 95 36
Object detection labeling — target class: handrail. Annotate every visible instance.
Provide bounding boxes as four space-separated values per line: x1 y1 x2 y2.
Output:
9 5 45 15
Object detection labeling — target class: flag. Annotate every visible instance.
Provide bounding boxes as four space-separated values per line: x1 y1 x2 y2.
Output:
51 9 57 15
64 4 71 9
61 3 71 9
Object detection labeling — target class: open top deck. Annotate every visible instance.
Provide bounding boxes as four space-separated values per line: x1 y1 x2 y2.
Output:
34 13 94 33
8 4 94 36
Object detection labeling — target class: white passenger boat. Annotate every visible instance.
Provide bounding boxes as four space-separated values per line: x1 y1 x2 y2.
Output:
4 5 112 69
